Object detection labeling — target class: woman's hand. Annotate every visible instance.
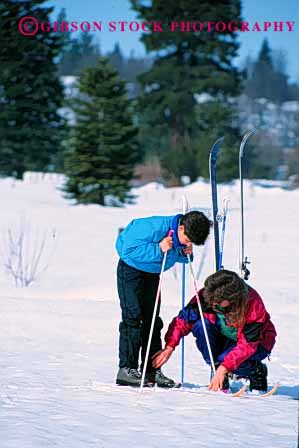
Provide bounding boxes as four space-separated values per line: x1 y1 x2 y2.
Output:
152 346 174 369
208 365 228 391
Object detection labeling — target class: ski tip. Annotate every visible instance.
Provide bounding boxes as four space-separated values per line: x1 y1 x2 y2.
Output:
231 383 248 397
239 130 257 157
259 382 280 397
209 137 225 158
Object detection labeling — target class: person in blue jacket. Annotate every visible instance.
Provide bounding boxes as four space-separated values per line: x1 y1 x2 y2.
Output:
115 211 211 387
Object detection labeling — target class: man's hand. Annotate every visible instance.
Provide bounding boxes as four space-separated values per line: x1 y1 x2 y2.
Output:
183 243 193 255
152 346 174 369
208 365 228 391
159 236 173 253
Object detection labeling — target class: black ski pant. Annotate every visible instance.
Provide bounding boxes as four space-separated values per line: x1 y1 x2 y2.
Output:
117 259 163 372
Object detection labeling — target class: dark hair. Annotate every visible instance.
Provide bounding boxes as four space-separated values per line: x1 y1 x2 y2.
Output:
203 269 248 326
181 211 211 245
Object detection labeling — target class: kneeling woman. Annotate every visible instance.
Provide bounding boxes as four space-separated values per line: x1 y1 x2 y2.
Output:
152 270 276 391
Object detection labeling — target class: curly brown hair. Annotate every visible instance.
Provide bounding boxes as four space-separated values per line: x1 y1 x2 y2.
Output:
203 270 248 326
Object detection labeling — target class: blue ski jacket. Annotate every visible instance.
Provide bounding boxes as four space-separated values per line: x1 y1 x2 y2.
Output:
116 214 191 273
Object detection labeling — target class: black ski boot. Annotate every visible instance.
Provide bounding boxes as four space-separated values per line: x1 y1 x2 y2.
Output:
146 369 177 388
248 362 268 392
116 367 142 386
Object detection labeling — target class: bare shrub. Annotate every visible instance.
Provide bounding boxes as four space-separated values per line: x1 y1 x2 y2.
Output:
1 216 58 287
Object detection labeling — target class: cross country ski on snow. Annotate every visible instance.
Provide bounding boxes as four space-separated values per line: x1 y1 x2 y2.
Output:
89 381 245 397
162 382 280 398
170 383 248 398
90 381 280 399
244 382 280 398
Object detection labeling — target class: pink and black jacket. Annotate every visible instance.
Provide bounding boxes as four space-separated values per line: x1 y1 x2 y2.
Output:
165 286 277 372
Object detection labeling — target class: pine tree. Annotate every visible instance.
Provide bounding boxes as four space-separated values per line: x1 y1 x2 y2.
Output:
130 0 242 182
76 31 101 73
60 38 82 76
0 0 66 179
245 38 288 103
56 8 75 77
107 45 152 98
63 57 140 206
59 29 101 76
109 43 124 77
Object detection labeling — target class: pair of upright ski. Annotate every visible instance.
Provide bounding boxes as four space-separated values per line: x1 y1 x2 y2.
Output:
209 131 256 277
208 133 280 398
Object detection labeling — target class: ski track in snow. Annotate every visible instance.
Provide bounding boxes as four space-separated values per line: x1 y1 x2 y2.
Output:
0 175 298 447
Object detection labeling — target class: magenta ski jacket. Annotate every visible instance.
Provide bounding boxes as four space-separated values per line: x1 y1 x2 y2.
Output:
164 286 277 372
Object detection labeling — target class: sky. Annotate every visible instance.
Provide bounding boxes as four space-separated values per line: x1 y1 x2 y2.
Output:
46 0 299 82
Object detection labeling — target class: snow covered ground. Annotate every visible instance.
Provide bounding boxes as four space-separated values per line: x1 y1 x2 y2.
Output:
0 173 298 447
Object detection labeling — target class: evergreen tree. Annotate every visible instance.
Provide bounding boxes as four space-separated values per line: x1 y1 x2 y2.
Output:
130 0 242 182
56 8 72 52
107 45 152 98
288 83 299 101
245 39 288 103
56 8 75 77
76 31 101 72
195 102 240 180
109 43 124 77
0 0 66 179
63 57 140 206
59 29 101 76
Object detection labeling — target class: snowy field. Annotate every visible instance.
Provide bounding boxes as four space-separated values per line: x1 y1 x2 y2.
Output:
0 173 298 448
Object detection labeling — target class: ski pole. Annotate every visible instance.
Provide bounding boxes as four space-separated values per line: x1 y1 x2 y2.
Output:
140 230 174 392
181 195 188 385
186 254 216 375
218 198 230 269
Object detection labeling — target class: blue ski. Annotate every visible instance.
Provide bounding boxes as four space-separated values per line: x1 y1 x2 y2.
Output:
209 137 224 271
